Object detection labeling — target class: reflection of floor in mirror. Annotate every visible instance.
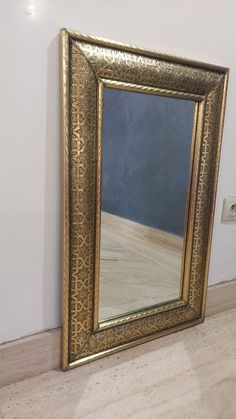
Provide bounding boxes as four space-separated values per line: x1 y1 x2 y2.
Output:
99 212 183 321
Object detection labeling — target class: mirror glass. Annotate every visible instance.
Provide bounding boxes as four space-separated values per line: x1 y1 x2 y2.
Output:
99 87 196 321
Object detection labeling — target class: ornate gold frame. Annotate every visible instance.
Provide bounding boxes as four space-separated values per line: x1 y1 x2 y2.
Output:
60 28 228 370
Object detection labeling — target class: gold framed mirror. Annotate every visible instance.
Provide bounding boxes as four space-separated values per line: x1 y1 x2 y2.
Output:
60 28 228 370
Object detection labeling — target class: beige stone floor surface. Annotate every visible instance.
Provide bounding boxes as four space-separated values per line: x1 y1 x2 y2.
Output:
0 308 236 419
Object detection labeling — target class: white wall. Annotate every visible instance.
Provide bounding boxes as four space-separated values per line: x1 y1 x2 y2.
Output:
0 0 236 344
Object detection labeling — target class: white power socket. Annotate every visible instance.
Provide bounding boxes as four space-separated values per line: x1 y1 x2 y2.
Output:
222 197 236 222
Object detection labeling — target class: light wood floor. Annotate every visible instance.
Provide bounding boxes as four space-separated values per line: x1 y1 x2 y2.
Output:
99 212 183 320
0 308 236 418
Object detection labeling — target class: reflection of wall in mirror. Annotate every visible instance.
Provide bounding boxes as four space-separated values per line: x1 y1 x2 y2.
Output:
101 88 195 237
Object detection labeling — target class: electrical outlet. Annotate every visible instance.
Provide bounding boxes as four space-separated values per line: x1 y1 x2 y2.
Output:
222 197 236 222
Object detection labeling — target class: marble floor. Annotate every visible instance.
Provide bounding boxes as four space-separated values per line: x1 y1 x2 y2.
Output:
0 308 236 419
99 212 183 320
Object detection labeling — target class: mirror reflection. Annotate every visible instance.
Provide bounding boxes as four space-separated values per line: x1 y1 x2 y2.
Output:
99 87 195 321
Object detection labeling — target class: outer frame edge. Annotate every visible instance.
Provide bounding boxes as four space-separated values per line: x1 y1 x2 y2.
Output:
200 70 229 321
64 28 229 74
60 28 70 371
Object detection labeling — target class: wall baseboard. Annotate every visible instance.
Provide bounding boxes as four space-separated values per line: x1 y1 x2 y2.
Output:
0 279 236 388
205 279 236 316
0 328 60 388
